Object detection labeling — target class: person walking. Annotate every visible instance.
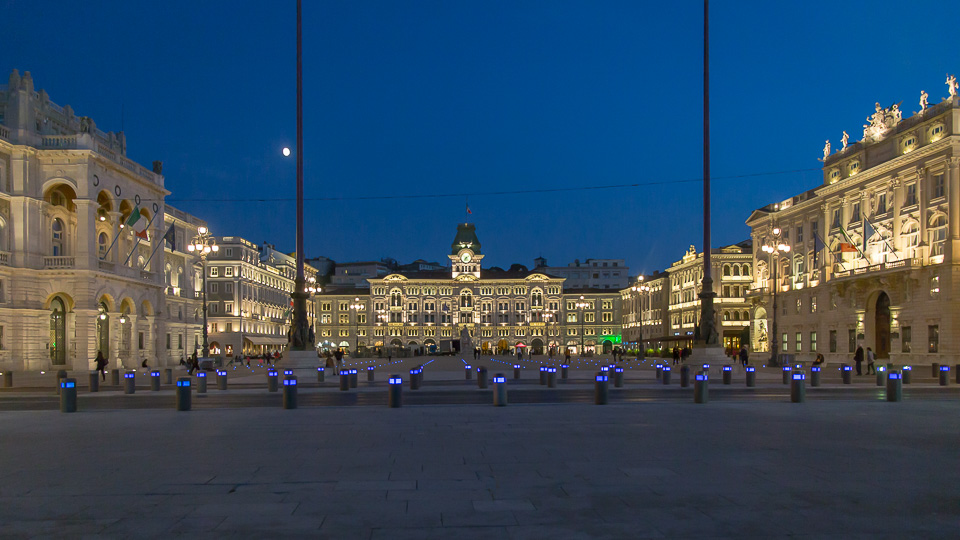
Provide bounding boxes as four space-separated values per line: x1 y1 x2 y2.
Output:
854 345 864 375
865 347 876 375
672 346 680 365
564 349 571 364
334 348 344 374
95 350 108 381
738 344 749 367
814 353 825 366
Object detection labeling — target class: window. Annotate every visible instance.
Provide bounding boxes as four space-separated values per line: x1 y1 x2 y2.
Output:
358 314 366 324
602 312 613 322
933 174 945 199
877 193 887 214
810 296 817 313
930 275 940 298
225 322 233 332
829 330 837 353
321 302 331 311
225 283 233 293
225 302 233 313
931 216 947 256
178 334 183 349
906 183 917 206
782 333 788 352
98 232 108 257
51 218 64 256
209 283 218 293
796 298 802 314
584 313 595 323
211 304 218 314
810 331 817 352
901 326 911 353
210 266 219 277
321 314 331 324
339 314 349 324
851 203 860 223
928 325 939 353
795 332 802 352
339 301 348 311
602 300 613 309
848 329 856 353
138 332 144 350
832 209 841 229
796 225 803 242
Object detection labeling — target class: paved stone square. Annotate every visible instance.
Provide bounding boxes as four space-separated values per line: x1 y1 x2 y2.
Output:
0 398 957 538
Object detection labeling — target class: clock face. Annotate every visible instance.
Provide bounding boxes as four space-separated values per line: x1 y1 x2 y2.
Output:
460 252 472 263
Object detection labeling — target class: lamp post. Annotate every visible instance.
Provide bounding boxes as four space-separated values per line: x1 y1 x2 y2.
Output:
632 279 650 352
187 226 218 358
350 297 363 356
761 227 790 366
576 295 589 355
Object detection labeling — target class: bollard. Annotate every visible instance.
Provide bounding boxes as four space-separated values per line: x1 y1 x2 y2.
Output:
662 366 672 385
267 369 279 392
282 376 297 409
367 365 375 382
513 364 521 380
164 368 173 385
547 367 557 388
110 369 120 386
539 366 548 385
150 370 161 391
317 366 325 382
722 365 732 385
124 371 136 394
656 364 663 380
388 375 402 408
339 370 350 391
782 365 791 385
745 366 756 387
89 372 100 392
841 364 852 384
680 364 690 387
493 373 507 406
196 371 207 393
694 371 708 403
349 369 358 388
175 377 192 411
465 364 473 380
409 368 421 390
886 370 902 402
561 365 569 380
59 378 77 413
902 365 912 384
614 366 624 388
1 371 11 388
594 372 609 405
811 366 821 387
215 370 228 390
790 371 806 403
875 366 886 387
477 366 488 389
939 365 950 386
931 363 940 378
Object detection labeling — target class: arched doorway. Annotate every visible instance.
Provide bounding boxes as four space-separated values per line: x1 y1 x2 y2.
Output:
49 297 67 365
96 302 110 357
602 339 613 354
875 292 891 359
531 338 544 355
497 339 508 354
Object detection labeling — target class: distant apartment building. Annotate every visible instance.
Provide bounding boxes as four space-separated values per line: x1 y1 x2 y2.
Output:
331 260 392 288
533 257 629 290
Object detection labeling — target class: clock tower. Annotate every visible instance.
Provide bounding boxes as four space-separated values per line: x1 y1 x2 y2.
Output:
449 223 483 278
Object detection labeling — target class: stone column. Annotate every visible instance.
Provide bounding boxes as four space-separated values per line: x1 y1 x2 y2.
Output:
73 308 97 370
75 199 97 270
947 159 960 263
918 168 927 260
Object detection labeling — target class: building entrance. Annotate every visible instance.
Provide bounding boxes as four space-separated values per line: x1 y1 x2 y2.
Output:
875 291 891 359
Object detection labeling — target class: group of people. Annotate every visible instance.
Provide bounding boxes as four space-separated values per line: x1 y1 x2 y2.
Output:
852 345 877 375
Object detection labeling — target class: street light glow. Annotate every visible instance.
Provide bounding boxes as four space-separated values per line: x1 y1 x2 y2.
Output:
282 147 291 157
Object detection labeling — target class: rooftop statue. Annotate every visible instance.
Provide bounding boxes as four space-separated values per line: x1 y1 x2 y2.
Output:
841 131 849 150
947 74 958 97
920 90 929 113
822 140 831 160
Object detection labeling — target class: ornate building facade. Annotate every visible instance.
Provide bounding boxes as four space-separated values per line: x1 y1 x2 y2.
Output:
316 224 622 356
746 82 960 365
0 69 204 371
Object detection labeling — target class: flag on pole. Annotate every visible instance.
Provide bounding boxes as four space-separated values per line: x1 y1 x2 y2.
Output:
125 206 142 228
839 243 859 253
813 232 826 266
161 224 176 250
466 204 472 215
862 218 876 253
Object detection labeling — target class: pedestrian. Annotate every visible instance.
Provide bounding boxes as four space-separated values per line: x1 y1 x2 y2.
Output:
179 356 186 367
854 345 864 375
95 350 108 381
564 349 571 364
672 346 680 365
141 358 148 368
334 348 344 373
738 344 749 367
866 347 875 375
814 353 825 366
516 348 522 362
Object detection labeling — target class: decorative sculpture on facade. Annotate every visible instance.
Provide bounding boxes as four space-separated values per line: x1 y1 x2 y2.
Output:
919 90 929 113
861 101 902 142
947 74 958 98
841 131 849 150
821 140 831 160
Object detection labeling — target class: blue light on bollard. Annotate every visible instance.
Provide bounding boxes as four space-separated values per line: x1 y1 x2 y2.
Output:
793 372 805 380
61 380 76 388
696 374 707 381
283 378 297 386
723 366 731 371
902 365 912 384
177 379 190 387
388 375 402 408
284 370 293 376
702 364 710 370
745 366 755 387
939 365 950 386
389 377 402 384
493 376 505 383
782 365 792 385
746 367 755 372
151 371 160 377
662 365 672 385
217 370 226 376
197 372 206 377
596 374 608 381
842 365 852 370
124 373 134 378
888 372 901 379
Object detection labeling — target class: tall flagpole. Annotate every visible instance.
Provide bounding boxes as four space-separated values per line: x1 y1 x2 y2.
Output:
289 0 311 350
698 0 718 346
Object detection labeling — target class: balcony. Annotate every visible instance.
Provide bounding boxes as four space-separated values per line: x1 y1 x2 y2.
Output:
831 258 919 280
0 251 9 266
44 256 74 269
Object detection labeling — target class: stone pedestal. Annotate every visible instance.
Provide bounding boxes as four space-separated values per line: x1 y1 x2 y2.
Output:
691 345 730 366
282 350 321 369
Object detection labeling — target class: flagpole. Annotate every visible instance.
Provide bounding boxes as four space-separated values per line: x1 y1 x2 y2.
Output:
123 211 157 266
142 224 173 269
100 218 126 260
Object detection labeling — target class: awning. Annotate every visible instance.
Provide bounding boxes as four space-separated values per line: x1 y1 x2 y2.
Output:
244 336 288 346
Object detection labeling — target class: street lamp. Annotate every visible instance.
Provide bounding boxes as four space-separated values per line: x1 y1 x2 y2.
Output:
187 226 218 358
576 295 589 355
350 297 363 355
631 280 650 352
761 227 790 366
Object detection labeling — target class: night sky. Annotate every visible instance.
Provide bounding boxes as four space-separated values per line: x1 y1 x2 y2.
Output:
3 1 957 275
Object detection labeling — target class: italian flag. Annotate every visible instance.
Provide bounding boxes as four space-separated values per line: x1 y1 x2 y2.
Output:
126 206 149 240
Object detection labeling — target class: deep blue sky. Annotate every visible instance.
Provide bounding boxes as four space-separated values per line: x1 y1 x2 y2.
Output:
3 1 958 275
